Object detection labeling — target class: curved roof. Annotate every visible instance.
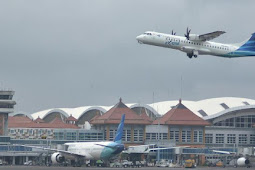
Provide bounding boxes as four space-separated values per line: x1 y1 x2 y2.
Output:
29 97 255 121
203 105 255 120
31 106 111 120
10 112 33 119
129 103 159 116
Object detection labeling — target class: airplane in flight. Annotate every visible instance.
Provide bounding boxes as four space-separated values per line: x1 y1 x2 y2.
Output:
136 28 255 58
24 114 125 167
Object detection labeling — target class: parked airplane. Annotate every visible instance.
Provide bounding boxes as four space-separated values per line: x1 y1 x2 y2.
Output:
213 150 251 168
24 114 125 167
136 28 255 58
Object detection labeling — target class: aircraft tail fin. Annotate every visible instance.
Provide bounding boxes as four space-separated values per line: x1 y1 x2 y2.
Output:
235 33 255 51
114 114 125 144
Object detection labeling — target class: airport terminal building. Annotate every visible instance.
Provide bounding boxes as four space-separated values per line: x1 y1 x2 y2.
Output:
2 96 255 165
13 97 255 148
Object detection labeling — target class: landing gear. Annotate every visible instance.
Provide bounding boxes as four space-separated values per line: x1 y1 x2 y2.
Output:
71 160 82 167
187 53 198 58
187 50 198 59
187 53 193 58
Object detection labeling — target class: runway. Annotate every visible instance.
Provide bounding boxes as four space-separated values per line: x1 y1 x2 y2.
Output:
0 166 249 170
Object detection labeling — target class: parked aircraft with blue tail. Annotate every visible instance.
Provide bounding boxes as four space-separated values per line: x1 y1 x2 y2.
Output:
23 114 125 167
136 28 255 58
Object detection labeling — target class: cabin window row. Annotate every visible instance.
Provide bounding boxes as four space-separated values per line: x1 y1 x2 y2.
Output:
166 37 230 51
180 40 230 51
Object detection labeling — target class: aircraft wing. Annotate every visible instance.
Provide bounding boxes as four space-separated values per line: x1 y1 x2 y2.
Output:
199 31 226 41
20 145 85 157
149 147 175 151
212 150 236 155
149 146 190 151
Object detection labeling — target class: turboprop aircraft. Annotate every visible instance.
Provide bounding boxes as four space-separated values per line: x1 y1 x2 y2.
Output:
136 28 255 58
23 114 125 167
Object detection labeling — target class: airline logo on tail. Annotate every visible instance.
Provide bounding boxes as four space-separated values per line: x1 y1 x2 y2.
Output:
235 33 255 56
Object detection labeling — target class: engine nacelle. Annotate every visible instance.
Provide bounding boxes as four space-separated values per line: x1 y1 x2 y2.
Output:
188 34 200 41
237 157 250 167
51 152 65 164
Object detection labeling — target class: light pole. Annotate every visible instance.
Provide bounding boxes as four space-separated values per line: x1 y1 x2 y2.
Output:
157 113 160 163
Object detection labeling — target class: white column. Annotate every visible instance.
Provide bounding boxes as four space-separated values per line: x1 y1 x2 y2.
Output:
12 156 15 165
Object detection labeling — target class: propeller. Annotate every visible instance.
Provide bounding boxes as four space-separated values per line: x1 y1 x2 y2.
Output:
184 27 191 40
171 30 176 35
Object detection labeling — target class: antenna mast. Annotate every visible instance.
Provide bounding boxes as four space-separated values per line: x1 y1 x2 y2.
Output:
180 76 183 99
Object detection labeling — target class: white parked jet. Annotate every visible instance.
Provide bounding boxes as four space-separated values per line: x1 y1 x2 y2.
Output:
213 150 251 168
24 114 125 167
136 28 255 58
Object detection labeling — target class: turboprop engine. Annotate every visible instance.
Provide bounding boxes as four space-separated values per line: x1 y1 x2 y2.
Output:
184 28 201 41
51 152 65 164
237 157 250 167
188 34 200 41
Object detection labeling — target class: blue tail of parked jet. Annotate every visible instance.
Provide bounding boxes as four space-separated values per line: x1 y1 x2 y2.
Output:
114 114 125 144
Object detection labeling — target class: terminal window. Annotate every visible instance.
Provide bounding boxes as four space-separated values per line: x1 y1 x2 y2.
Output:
216 134 224 144
109 129 117 141
239 134 247 144
194 130 203 143
214 115 255 128
227 134 236 144
205 134 213 144
170 130 179 142
134 129 143 142
250 134 255 144
122 129 131 142
182 130 191 143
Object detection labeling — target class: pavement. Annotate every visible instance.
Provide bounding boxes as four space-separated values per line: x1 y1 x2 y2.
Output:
0 166 250 170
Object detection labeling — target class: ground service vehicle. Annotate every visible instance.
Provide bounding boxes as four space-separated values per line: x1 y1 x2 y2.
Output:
184 159 196 168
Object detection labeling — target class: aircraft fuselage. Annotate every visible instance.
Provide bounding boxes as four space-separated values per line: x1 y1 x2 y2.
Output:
136 31 254 58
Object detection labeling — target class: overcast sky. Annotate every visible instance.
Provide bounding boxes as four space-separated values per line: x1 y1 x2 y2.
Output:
1 0 255 114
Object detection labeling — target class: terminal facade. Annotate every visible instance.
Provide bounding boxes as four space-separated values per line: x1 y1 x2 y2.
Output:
13 97 255 148
2 96 255 165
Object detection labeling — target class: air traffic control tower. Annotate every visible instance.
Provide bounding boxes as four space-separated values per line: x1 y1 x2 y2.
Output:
0 91 15 136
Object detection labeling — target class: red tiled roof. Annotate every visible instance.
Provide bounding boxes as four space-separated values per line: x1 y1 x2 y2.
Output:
153 100 211 126
8 116 79 129
66 114 77 121
90 98 151 125
34 116 45 123
9 116 32 124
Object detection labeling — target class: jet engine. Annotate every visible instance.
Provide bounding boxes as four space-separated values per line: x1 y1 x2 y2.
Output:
237 157 250 167
51 152 65 164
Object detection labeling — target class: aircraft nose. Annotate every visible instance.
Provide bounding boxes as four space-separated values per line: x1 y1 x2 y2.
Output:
136 35 142 40
136 35 143 43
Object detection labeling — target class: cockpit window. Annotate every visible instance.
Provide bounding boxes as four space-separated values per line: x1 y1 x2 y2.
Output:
144 33 152 35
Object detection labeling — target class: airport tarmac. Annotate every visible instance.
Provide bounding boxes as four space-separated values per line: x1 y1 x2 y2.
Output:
0 166 250 170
